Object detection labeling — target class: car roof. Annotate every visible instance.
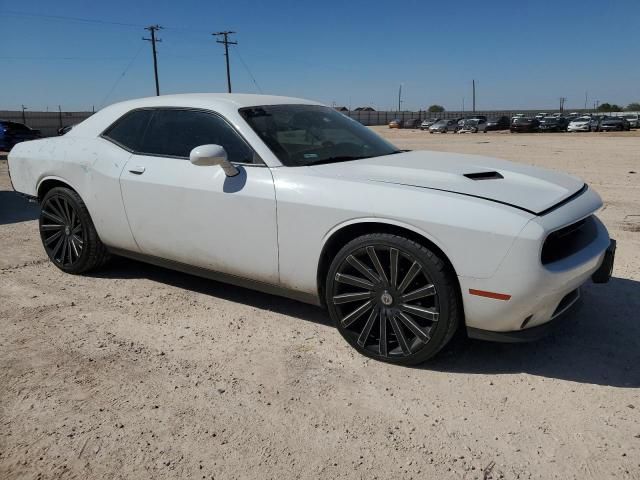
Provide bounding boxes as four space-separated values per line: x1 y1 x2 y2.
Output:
68 93 325 137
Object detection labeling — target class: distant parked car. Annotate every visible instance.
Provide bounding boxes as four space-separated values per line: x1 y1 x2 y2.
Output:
510 117 539 133
567 116 592 132
485 116 510 131
534 112 548 120
458 118 487 133
429 119 459 133
420 118 440 130
58 125 74 136
538 116 569 132
388 119 401 129
403 119 421 129
589 115 605 132
0 121 41 150
622 114 639 128
598 116 630 132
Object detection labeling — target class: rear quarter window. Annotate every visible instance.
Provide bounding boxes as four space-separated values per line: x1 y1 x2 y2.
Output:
102 110 154 151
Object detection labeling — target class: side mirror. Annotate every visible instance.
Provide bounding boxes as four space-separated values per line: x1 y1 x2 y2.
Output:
189 144 239 177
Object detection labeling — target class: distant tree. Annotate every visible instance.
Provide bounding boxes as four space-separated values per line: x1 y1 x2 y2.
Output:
597 103 612 112
626 102 640 111
427 104 445 113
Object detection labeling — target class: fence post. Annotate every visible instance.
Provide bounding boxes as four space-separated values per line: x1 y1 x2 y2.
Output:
58 105 63 130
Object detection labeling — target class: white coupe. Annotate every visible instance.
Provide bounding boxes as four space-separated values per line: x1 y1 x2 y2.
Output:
8 94 615 365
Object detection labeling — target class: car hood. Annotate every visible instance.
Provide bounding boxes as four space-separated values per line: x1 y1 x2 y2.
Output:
309 150 585 215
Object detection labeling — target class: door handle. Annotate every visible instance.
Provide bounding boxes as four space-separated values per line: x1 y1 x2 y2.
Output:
128 166 146 175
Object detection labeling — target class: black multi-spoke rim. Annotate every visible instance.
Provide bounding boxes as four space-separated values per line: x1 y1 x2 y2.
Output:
332 245 439 359
40 195 85 267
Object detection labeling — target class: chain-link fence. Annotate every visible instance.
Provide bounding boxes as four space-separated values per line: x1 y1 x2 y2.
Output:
3 108 628 136
0 111 94 137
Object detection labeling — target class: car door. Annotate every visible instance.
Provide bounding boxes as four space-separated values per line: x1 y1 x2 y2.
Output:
118 108 279 285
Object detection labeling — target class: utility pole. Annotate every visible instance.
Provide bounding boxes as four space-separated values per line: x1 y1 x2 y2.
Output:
584 91 588 111
472 79 476 113
559 97 566 113
398 84 402 111
213 31 237 93
143 25 163 96
21 105 27 124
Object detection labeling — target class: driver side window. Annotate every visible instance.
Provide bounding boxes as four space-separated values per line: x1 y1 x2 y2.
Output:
139 109 256 164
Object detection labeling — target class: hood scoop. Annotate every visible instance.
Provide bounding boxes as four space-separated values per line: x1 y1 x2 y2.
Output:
464 171 504 180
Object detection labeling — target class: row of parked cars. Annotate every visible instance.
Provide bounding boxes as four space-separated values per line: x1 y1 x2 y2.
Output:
389 112 640 133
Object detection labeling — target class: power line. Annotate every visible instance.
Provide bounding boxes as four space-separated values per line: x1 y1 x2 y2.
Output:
143 25 163 96
99 43 145 108
0 56 132 61
213 31 237 93
2 10 213 34
2 10 144 28
235 48 263 94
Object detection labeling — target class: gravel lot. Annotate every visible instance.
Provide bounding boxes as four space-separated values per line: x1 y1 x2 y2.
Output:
1 130 639 479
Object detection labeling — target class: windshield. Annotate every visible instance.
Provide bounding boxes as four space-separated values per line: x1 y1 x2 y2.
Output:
513 118 532 124
239 105 400 166
573 116 591 122
464 119 479 126
623 114 637 119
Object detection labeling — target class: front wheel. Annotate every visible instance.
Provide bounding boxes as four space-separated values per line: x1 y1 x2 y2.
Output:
39 187 109 273
326 234 461 365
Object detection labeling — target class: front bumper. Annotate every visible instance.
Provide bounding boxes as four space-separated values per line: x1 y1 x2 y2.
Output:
460 187 612 338
467 288 582 342
467 238 615 342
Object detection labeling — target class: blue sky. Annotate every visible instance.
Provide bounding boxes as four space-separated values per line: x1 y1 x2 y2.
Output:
2 0 639 111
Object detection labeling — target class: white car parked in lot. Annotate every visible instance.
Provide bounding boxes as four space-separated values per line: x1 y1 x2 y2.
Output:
8 94 615 365
567 116 593 132
622 114 639 128
458 119 487 133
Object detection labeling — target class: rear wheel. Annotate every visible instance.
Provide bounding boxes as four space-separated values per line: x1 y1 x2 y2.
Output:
326 234 460 365
39 187 109 273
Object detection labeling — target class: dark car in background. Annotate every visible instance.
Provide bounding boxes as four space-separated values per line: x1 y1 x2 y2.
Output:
589 115 605 132
402 118 421 129
538 116 569 132
57 125 74 136
485 116 510 131
510 117 539 133
0 121 41 150
599 116 631 132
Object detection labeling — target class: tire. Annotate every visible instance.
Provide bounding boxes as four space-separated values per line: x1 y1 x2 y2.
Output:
325 233 461 365
39 186 109 274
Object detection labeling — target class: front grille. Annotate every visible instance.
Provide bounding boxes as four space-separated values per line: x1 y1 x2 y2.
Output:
541 216 597 264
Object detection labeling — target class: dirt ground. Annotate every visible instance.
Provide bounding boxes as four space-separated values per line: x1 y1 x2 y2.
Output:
1 130 639 480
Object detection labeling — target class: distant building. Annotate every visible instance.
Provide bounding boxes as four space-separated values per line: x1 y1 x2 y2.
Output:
334 106 349 112
354 106 376 111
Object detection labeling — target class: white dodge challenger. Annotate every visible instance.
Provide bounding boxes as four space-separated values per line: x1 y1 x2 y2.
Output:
8 94 616 365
